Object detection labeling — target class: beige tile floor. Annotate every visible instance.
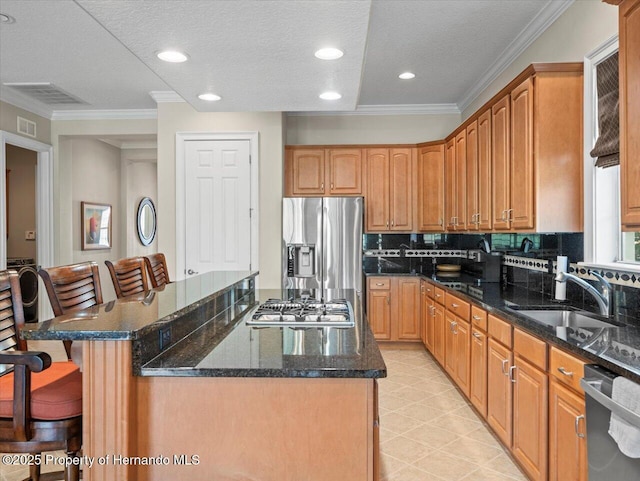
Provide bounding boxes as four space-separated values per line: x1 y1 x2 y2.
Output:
1 342 528 481
379 346 528 481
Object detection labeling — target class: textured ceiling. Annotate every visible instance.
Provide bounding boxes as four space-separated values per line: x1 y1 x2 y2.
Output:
0 0 572 116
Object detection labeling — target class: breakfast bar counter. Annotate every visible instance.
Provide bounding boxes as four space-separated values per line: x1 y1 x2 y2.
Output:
20 273 384 481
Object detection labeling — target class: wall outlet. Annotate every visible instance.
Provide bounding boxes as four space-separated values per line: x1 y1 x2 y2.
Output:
25 230 36 240
159 326 171 351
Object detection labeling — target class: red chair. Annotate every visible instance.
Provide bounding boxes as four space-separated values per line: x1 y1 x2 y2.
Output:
0 270 82 481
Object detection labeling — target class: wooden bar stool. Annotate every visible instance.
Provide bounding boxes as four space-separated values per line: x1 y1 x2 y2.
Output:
0 270 82 481
144 253 171 288
105 257 149 299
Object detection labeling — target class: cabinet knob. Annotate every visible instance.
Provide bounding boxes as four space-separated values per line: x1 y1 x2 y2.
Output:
557 367 574 377
509 365 517 383
472 332 481 339
472 315 482 320
451 303 459 309
375 282 384 286
391 220 395 227
331 183 334 190
321 182 324 190
501 359 509 375
387 296 390 305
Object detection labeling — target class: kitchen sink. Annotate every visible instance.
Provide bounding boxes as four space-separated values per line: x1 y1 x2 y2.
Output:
508 308 617 329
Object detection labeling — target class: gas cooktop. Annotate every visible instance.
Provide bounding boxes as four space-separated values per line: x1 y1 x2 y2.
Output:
246 298 355 328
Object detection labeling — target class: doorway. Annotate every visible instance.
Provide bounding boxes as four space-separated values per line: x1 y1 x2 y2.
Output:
0 130 54 320
175 132 259 281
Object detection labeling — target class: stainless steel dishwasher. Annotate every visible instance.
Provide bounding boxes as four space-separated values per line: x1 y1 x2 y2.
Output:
581 364 640 481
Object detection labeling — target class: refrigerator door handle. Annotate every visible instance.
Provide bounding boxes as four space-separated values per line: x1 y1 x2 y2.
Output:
580 377 640 428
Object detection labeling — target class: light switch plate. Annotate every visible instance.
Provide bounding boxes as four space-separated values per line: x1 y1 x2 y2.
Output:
25 230 36 240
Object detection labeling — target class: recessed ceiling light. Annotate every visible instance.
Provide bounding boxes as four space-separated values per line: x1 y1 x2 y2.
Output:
0 13 15 24
157 50 189 63
198 93 222 101
315 48 344 60
399 72 416 80
319 91 342 100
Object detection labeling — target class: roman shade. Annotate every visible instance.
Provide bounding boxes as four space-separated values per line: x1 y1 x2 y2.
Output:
591 52 620 168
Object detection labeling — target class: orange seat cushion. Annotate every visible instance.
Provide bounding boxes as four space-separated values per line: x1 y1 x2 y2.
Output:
0 360 82 421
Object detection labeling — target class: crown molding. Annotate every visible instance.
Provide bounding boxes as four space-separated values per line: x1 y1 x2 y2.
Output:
457 0 575 114
98 138 157 150
287 103 460 117
149 90 185 103
0 90 53 119
51 109 157 120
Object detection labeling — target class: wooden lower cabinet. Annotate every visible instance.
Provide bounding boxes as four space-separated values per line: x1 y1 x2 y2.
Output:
487 338 513 446
366 276 420 341
549 380 587 481
512 356 548 481
444 314 471 397
470 327 488 418
432 302 445 366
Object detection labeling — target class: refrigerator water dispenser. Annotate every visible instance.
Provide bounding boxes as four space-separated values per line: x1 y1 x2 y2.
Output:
287 244 316 278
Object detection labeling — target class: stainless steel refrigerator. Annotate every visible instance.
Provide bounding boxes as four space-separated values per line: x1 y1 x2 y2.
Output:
283 197 363 294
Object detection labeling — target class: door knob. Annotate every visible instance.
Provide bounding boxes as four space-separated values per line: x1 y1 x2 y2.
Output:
187 269 199 275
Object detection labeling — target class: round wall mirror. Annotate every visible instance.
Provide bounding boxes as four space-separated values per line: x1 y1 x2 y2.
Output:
137 197 156 246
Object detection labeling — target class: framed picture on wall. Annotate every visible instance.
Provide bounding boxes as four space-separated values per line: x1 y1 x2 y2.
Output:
81 201 112 250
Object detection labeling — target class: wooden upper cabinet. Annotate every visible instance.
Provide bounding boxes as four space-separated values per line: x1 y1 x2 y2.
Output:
454 130 467 231
284 147 362 197
418 143 445 232
510 78 535 230
619 0 640 228
445 138 456 230
466 121 479 230
327 149 363 195
477 109 493 230
289 149 325 195
492 95 511 230
366 149 390 231
389 149 413 231
366 148 413 232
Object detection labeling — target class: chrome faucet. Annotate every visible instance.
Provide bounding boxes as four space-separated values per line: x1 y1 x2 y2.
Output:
555 270 613 317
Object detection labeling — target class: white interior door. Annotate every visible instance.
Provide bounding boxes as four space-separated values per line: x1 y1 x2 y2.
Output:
184 140 251 276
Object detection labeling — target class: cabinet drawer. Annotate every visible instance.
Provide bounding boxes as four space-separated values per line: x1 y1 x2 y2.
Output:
434 287 446 304
424 282 435 299
550 347 586 393
446 293 470 322
514 328 547 370
471 306 488 331
368 278 390 290
488 314 512 348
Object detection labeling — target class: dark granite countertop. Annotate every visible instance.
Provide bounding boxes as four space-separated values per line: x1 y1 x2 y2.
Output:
20 270 258 341
414 273 640 383
141 289 387 379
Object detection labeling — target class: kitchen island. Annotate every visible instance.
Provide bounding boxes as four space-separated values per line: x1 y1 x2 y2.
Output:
21 273 385 481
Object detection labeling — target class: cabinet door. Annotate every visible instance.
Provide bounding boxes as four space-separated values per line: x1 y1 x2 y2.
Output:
466 120 479 230
620 0 640 228
396 277 421 340
492 95 511 230
421 281 428 347
455 130 467 231
445 138 457 231
510 77 535 230
549 380 587 481
366 149 390 232
433 303 446 366
477 109 493 230
328 149 363 195
470 328 488 418
444 314 457 378
418 144 445 232
487 338 513 446
389 149 413 231
291 149 326 195
367 289 391 340
455 319 471 397
512 357 548 481
425 297 435 354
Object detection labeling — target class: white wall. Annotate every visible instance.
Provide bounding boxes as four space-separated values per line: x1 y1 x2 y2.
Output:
6 144 37 260
462 0 619 119
156 102 284 288
51 119 157 266
70 138 121 301
286 113 460 145
122 148 157 258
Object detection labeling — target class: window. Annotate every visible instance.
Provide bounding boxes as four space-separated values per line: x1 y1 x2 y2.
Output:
585 36 640 268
